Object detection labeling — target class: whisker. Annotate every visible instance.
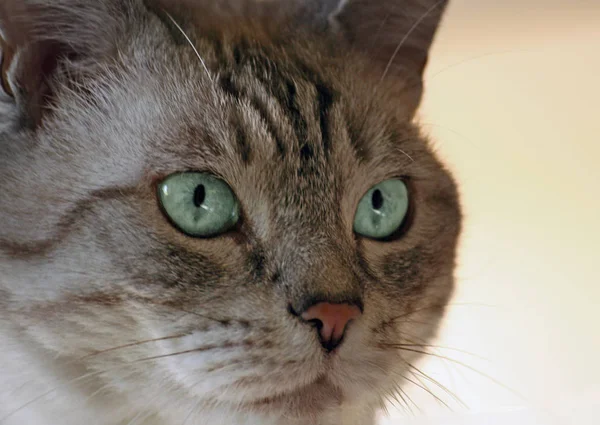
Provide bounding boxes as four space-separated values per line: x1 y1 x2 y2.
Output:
0 342 236 422
391 317 441 329
81 370 143 416
448 302 501 309
399 385 421 414
411 48 535 94
391 342 488 361
402 374 451 410
392 138 418 164
80 333 189 361
402 330 472 393
388 385 416 415
0 364 140 422
139 296 251 327
169 306 238 325
379 0 447 83
163 10 213 81
379 401 390 417
387 325 487 377
419 122 480 150
382 338 458 410
398 148 415 163
5 301 246 417
389 301 498 323
390 347 526 401
406 369 436 401
387 303 445 322
135 342 245 363
382 326 466 396
93 371 138 400
408 363 468 408
393 329 472 403
362 359 419 415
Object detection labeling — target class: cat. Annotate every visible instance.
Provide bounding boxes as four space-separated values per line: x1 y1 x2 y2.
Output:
0 1 461 424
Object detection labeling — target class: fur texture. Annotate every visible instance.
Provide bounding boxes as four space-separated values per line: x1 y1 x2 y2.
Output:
0 1 460 424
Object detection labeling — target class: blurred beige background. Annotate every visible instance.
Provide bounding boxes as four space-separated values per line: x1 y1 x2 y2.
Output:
380 1 600 424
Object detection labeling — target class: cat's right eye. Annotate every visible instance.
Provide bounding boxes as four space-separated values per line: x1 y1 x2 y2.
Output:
157 172 240 237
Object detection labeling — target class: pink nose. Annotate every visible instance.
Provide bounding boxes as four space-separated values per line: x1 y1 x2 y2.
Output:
300 302 362 351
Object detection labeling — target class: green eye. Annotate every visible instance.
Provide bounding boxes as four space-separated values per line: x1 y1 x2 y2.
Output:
158 172 240 237
353 179 410 240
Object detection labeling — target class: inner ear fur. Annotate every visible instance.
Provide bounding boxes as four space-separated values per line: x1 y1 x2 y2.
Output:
0 0 133 127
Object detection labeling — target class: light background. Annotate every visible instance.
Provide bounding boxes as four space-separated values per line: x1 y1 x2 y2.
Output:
380 1 600 424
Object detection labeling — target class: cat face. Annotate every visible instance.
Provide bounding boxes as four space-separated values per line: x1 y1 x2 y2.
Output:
0 0 460 422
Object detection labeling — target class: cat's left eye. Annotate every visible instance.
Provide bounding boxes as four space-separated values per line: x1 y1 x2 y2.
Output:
353 179 410 240
157 172 240 237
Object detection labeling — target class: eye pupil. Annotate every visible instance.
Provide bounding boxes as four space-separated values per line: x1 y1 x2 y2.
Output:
193 184 206 207
372 189 384 210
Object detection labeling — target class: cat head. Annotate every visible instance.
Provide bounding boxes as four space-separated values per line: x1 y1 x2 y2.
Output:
0 0 460 421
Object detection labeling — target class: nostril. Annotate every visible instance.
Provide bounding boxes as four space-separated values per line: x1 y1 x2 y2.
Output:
289 306 325 332
296 301 362 352
306 318 324 331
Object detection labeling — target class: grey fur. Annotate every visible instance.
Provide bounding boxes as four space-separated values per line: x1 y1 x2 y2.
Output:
0 1 459 424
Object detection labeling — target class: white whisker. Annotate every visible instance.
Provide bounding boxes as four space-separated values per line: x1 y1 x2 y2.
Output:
163 10 213 82
398 148 415 163
380 0 447 83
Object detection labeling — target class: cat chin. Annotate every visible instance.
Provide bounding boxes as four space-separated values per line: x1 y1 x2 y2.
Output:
167 345 393 417
147 349 391 424
153 389 378 425
157 404 378 425
236 376 343 412
169 365 382 421
182 361 392 424
199 404 378 425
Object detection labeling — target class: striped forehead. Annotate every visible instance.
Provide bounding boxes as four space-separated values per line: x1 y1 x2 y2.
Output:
215 45 337 168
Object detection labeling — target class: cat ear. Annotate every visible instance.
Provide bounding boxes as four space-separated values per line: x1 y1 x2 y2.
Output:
304 0 449 112
0 0 124 128
1 1 54 127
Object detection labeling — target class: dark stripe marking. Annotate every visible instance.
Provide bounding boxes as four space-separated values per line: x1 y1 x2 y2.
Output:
219 73 240 99
315 83 334 155
233 45 243 65
284 81 309 150
218 69 286 158
300 143 313 160
0 186 138 259
229 109 252 163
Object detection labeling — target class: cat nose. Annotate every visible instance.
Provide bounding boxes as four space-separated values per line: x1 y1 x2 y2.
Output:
299 302 362 352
